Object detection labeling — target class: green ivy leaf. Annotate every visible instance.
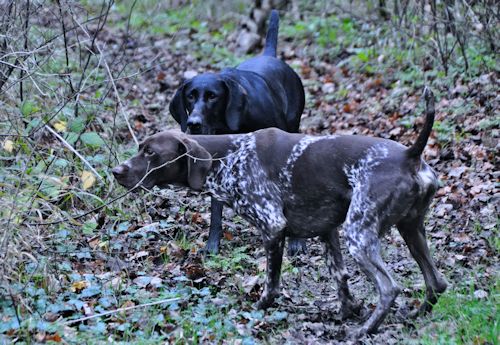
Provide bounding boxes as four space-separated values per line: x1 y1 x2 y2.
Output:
20 101 40 117
69 118 86 133
64 132 79 145
81 132 105 148
82 221 97 235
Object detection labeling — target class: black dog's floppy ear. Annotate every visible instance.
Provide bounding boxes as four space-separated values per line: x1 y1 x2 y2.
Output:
221 76 247 132
179 137 212 191
169 81 189 132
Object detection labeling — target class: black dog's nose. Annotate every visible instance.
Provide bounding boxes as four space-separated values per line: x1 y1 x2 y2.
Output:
188 124 202 134
112 164 128 177
187 116 202 134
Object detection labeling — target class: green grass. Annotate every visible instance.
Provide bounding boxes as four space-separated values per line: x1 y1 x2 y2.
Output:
417 282 499 345
205 246 255 273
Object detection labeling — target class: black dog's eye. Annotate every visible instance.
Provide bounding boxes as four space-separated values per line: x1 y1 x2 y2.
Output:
206 92 217 100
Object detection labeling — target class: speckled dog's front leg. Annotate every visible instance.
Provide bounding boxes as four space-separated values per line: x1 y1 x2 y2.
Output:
322 230 362 319
255 231 285 310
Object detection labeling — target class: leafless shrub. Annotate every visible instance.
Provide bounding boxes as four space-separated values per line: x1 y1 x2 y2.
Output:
0 0 118 290
333 0 498 76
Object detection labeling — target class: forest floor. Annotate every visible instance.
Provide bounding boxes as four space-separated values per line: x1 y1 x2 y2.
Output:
0 2 498 344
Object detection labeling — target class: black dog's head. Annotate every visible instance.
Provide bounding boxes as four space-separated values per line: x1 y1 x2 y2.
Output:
169 72 247 134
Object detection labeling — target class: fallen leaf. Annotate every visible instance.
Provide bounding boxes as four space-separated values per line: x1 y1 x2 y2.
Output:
120 300 135 314
191 212 204 224
81 171 96 190
242 275 260 293
343 103 353 113
130 250 149 260
45 333 62 342
83 303 93 316
134 120 144 130
150 277 162 288
2 140 14 153
43 312 60 322
156 71 166 81
223 231 234 241
448 166 467 178
473 289 488 299
54 121 67 132
473 336 487 345
183 262 205 280
133 276 152 287
389 127 402 136
71 280 89 293
35 332 46 342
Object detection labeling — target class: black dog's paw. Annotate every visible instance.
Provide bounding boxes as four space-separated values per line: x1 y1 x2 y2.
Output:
287 238 307 257
200 240 220 256
199 242 219 257
254 291 279 310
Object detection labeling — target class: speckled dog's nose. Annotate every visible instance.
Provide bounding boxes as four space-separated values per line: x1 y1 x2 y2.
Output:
112 164 128 177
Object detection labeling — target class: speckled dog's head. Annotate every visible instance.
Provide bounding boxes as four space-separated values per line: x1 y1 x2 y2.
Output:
112 130 212 191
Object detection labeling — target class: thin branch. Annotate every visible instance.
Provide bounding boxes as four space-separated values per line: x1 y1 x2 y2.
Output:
96 42 139 147
63 297 183 326
56 0 75 94
19 0 30 102
44 125 104 182
26 187 136 226
26 150 192 226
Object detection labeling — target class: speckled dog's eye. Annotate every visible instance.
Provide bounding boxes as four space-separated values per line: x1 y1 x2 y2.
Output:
186 93 195 101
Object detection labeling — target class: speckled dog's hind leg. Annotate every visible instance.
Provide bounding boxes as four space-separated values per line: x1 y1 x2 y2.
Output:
344 212 401 337
397 215 447 317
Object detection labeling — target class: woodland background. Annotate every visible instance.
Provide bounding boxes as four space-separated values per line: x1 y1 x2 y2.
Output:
0 0 498 343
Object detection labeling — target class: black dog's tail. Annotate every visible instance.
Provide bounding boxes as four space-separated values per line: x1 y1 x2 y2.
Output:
406 87 436 159
263 10 279 57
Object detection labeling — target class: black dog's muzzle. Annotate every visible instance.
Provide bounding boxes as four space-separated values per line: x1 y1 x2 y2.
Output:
186 113 203 134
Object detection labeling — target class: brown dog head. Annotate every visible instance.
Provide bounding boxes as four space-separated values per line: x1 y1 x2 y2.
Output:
112 130 212 191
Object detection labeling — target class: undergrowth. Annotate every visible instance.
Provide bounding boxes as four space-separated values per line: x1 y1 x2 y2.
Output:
0 0 497 343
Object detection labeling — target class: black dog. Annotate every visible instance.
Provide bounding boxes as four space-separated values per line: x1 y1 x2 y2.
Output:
169 10 306 255
113 89 447 338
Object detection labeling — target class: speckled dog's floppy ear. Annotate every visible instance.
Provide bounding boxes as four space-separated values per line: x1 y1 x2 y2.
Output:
179 137 212 191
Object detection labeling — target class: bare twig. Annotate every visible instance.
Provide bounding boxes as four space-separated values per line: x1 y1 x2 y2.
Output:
96 42 139 147
26 150 192 226
44 125 104 182
56 0 75 94
19 0 30 101
63 297 183 325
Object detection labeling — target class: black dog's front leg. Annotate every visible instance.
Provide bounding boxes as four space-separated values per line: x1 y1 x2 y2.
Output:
205 197 224 254
255 232 285 310
287 238 307 257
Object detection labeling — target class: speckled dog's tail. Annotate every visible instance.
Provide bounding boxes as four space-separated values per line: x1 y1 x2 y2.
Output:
406 87 435 159
263 10 279 57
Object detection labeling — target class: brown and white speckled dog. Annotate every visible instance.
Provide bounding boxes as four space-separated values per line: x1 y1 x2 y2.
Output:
112 89 447 337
